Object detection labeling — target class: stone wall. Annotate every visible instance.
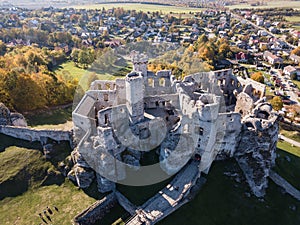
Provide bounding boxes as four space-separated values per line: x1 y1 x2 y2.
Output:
144 70 173 96
73 193 117 225
0 125 72 144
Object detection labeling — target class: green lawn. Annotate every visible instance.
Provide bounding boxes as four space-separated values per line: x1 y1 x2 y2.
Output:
0 147 53 187
292 80 300 89
55 61 129 91
277 140 300 157
274 148 300 190
71 3 205 14
0 180 97 225
285 16 300 22
280 128 300 143
54 61 90 80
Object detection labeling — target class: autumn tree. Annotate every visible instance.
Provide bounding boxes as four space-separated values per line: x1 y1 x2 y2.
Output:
270 96 283 111
291 46 300 56
251 72 264 84
0 40 6 56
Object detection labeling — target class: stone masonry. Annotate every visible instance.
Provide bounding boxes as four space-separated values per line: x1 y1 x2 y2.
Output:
71 53 280 197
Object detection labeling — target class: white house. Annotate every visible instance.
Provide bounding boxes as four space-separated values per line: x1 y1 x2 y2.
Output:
283 65 297 77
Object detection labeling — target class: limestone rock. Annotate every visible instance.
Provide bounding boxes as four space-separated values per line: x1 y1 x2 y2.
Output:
67 169 77 182
123 154 140 171
10 113 27 127
43 144 54 159
96 173 116 193
74 164 95 188
235 102 279 197
71 148 91 168
0 103 11 125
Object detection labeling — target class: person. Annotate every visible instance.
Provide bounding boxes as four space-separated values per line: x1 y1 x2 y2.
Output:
47 206 53 215
38 213 47 224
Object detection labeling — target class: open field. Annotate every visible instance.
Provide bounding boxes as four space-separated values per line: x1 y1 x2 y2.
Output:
227 1 300 9
55 60 129 90
293 25 300 31
54 61 91 81
275 148 300 190
285 16 300 22
71 3 205 14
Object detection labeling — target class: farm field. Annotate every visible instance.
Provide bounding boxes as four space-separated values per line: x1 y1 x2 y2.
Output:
285 16 300 22
227 1 300 9
71 3 205 14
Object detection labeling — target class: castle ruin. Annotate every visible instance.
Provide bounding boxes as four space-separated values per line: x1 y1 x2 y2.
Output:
71 53 279 198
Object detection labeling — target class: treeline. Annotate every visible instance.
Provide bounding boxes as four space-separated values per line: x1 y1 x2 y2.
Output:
150 34 234 78
0 46 77 112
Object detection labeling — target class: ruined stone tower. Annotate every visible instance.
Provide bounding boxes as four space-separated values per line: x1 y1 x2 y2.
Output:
132 53 148 77
125 72 145 124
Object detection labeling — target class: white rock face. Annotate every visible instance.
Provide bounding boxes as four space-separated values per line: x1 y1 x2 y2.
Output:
10 113 27 127
0 103 27 127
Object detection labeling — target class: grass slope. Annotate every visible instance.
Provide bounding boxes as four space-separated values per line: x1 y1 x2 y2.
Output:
26 106 73 128
0 180 96 225
0 147 52 187
277 140 300 157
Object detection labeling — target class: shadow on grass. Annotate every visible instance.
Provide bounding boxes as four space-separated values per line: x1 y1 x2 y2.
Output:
0 168 29 200
0 135 73 199
25 106 72 127
0 134 42 152
82 180 107 200
274 148 300 190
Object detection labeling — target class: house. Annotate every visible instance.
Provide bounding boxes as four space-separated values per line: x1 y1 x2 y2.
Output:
256 17 264 26
259 42 268 50
99 26 109 34
291 30 300 39
269 26 278 34
283 65 297 77
290 54 300 64
236 52 248 62
258 30 268 36
263 51 283 65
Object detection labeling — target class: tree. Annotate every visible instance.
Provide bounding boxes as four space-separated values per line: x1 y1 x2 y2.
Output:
78 48 95 69
270 96 283 111
251 72 264 84
71 48 80 63
0 40 6 56
219 43 230 58
290 73 297 80
291 46 300 56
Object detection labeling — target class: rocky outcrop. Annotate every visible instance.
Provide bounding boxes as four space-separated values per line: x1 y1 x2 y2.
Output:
0 103 27 126
74 164 95 189
235 102 279 197
123 154 140 171
69 148 95 188
96 173 116 193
